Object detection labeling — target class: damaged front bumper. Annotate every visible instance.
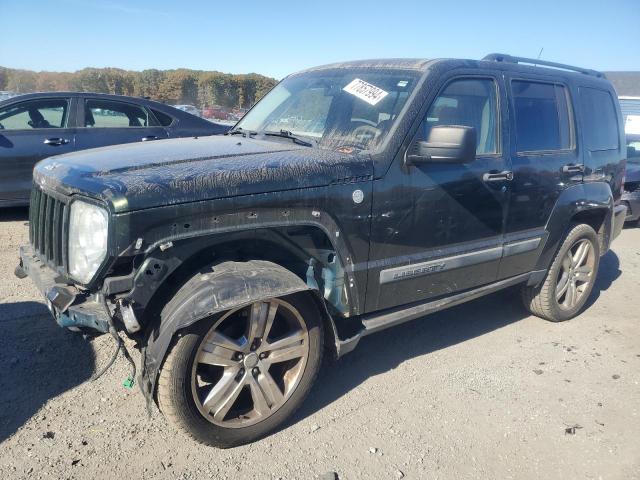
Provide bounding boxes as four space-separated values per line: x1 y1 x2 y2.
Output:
16 245 111 333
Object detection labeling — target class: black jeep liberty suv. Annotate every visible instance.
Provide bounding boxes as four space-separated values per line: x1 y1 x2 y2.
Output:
16 54 627 447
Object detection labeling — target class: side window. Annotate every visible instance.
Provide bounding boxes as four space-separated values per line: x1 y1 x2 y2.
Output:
0 98 69 130
579 87 619 151
150 108 174 127
419 78 499 155
512 81 573 152
84 99 150 128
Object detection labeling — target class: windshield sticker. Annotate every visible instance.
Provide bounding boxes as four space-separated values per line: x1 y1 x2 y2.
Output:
397 80 409 87
343 78 388 106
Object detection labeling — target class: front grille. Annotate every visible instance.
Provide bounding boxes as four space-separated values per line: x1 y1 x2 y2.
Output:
29 186 68 270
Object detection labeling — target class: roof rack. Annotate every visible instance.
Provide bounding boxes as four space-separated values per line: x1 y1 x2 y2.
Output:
482 53 602 78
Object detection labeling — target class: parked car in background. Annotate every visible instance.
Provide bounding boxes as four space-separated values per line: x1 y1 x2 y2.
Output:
0 91 19 102
202 105 227 120
16 54 627 447
619 96 640 134
228 107 249 122
0 92 230 206
622 133 640 226
174 104 202 117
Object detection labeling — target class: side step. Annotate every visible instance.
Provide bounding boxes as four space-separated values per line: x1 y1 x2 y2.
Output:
360 272 531 336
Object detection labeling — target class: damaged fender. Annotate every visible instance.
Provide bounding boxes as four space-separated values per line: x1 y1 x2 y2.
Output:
140 259 338 402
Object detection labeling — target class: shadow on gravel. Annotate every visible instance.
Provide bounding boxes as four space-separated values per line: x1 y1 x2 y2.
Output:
0 207 29 222
584 250 622 309
292 251 622 427
0 301 95 443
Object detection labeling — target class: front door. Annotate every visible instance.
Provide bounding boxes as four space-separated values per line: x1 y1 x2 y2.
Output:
367 74 511 312
0 97 75 205
75 97 168 150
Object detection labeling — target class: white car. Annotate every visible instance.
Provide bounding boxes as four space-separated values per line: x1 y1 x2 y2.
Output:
174 104 201 117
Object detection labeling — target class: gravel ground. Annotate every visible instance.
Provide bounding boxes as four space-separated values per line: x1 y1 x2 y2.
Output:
0 207 639 480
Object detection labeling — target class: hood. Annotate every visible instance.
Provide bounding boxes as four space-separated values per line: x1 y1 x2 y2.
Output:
34 135 372 212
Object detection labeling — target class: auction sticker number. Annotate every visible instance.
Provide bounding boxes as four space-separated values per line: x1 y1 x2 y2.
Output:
343 78 388 106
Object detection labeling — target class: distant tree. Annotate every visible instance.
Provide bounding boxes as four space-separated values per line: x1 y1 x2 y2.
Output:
6 69 38 92
0 67 8 90
0 65 277 107
134 69 165 98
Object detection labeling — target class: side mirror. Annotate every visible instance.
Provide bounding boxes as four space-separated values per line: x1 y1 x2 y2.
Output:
406 125 477 165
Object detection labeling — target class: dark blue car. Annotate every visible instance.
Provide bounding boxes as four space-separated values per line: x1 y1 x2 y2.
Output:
0 92 230 206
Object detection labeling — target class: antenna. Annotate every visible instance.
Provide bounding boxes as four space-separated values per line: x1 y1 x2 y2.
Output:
537 47 544 60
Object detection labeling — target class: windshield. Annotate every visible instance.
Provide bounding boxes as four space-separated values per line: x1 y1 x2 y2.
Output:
235 68 420 151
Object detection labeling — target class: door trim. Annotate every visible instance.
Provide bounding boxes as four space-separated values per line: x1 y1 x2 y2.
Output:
379 246 503 284
377 234 544 285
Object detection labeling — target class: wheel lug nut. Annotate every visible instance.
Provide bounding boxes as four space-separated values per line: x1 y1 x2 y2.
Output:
236 353 244 360
259 352 267 359
239 368 245 376
252 367 259 376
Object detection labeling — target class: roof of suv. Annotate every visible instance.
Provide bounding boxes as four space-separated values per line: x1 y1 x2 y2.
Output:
297 54 607 84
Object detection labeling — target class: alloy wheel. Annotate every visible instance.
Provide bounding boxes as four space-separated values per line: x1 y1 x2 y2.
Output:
190 299 309 428
555 238 595 310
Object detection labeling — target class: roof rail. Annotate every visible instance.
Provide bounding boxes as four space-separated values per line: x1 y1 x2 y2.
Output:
482 53 602 78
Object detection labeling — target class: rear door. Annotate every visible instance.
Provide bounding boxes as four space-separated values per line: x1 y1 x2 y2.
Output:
498 75 581 279
0 97 75 205
75 97 168 150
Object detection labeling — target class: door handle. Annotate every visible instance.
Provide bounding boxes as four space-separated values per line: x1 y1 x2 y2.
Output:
562 164 584 174
141 135 158 142
44 137 69 146
482 170 513 182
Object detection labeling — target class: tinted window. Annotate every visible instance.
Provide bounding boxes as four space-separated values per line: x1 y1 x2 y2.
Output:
0 98 69 130
151 108 173 127
85 99 150 128
512 81 572 152
579 87 619 151
418 78 498 155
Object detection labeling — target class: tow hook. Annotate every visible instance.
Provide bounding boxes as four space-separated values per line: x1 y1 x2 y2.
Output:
118 300 141 333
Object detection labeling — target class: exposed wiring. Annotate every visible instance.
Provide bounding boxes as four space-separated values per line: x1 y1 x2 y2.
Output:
91 333 121 381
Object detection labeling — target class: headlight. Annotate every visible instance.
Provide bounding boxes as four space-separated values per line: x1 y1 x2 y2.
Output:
68 201 109 283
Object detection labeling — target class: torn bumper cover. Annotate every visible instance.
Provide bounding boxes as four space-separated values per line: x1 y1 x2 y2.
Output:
16 245 111 333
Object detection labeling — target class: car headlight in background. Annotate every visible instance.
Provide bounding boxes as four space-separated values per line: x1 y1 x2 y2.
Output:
68 201 109 283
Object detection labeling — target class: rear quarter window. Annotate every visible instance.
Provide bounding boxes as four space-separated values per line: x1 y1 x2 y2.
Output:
151 108 174 127
579 87 619 151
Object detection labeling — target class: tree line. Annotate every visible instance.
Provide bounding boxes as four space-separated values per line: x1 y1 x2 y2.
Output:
0 66 278 109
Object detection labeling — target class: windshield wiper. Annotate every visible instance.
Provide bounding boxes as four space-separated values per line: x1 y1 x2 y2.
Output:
263 129 314 147
227 127 257 137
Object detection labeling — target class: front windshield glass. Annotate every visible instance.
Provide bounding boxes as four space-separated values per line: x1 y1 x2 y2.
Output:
235 68 420 151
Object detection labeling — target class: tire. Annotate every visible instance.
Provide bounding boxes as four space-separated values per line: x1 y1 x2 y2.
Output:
157 290 323 448
522 223 600 322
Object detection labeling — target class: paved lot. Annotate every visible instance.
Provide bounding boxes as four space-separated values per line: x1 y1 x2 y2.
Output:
0 207 638 480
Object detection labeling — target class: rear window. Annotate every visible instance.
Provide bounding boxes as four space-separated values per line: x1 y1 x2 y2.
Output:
512 81 573 153
579 87 619 151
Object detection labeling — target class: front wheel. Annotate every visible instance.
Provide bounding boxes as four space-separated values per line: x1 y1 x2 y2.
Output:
522 223 600 322
158 292 323 447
